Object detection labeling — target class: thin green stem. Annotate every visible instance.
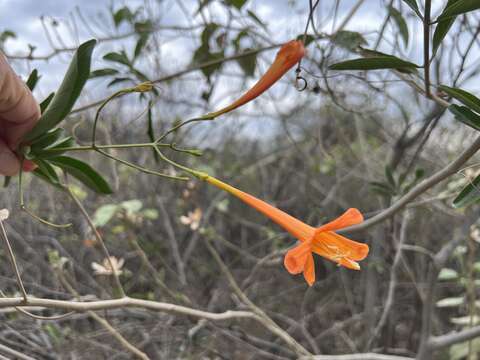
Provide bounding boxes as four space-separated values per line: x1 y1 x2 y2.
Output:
152 146 206 179
155 116 212 144
95 148 189 181
43 142 201 156
18 159 71 228
91 89 134 146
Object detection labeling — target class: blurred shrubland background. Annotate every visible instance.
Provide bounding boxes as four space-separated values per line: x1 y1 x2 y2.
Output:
1 0 480 359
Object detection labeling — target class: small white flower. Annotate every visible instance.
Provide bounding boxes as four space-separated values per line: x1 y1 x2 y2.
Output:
91 256 125 276
0 209 9 221
180 208 202 231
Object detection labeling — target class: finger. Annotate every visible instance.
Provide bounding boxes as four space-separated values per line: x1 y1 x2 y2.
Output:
0 53 40 147
0 138 20 176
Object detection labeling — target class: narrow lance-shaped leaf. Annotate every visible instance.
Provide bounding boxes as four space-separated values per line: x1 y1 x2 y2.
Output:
49 156 113 194
26 69 40 91
29 128 64 151
23 39 96 142
147 101 159 162
437 0 480 21
89 68 119 78
449 104 480 132
401 0 422 18
432 0 460 55
388 6 409 47
439 85 480 114
329 56 419 71
39 92 55 114
33 159 60 185
453 173 480 208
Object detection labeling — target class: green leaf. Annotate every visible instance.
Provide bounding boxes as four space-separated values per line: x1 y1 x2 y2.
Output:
33 137 76 159
0 30 16 44
34 159 60 184
329 56 418 71
121 199 143 214
331 31 367 51
438 0 480 21
388 6 409 47
449 104 480 131
226 0 248 10
103 51 130 67
30 128 64 151
134 20 154 34
436 296 464 308
23 39 96 143
401 0 422 18
113 7 134 27
453 173 480 208
134 34 149 59
192 46 224 79
438 268 458 280
247 10 268 31
39 92 55 114
49 156 113 194
26 69 40 91
93 204 118 227
89 68 119 78
108 77 133 88
432 0 460 55
236 50 256 77
439 85 480 114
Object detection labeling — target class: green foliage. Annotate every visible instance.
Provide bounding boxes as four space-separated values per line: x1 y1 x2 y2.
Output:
388 6 409 47
437 0 480 21
449 105 480 132
103 51 131 67
329 56 418 71
23 39 96 142
49 156 113 194
400 0 422 18
432 0 460 55
26 69 40 91
225 0 248 10
439 85 480 114
331 31 367 51
113 6 134 27
90 68 120 78
436 296 464 308
452 173 480 208
39 93 55 113
438 268 459 280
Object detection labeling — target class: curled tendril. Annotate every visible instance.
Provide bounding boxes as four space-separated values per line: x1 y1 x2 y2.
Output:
295 67 308 92
295 76 308 92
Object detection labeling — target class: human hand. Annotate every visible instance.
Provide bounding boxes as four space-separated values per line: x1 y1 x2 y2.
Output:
0 53 40 176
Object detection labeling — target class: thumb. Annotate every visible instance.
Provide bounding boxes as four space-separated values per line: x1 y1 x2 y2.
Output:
0 53 40 148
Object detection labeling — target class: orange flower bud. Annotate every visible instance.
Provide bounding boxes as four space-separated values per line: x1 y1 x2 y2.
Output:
204 40 305 119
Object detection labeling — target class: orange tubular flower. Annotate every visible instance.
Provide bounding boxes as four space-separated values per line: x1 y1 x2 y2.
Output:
203 40 305 119
205 176 369 286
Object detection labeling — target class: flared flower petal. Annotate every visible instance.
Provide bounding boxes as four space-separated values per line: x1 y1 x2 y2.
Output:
311 231 369 269
303 253 315 286
284 240 312 274
204 40 305 119
316 208 363 233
